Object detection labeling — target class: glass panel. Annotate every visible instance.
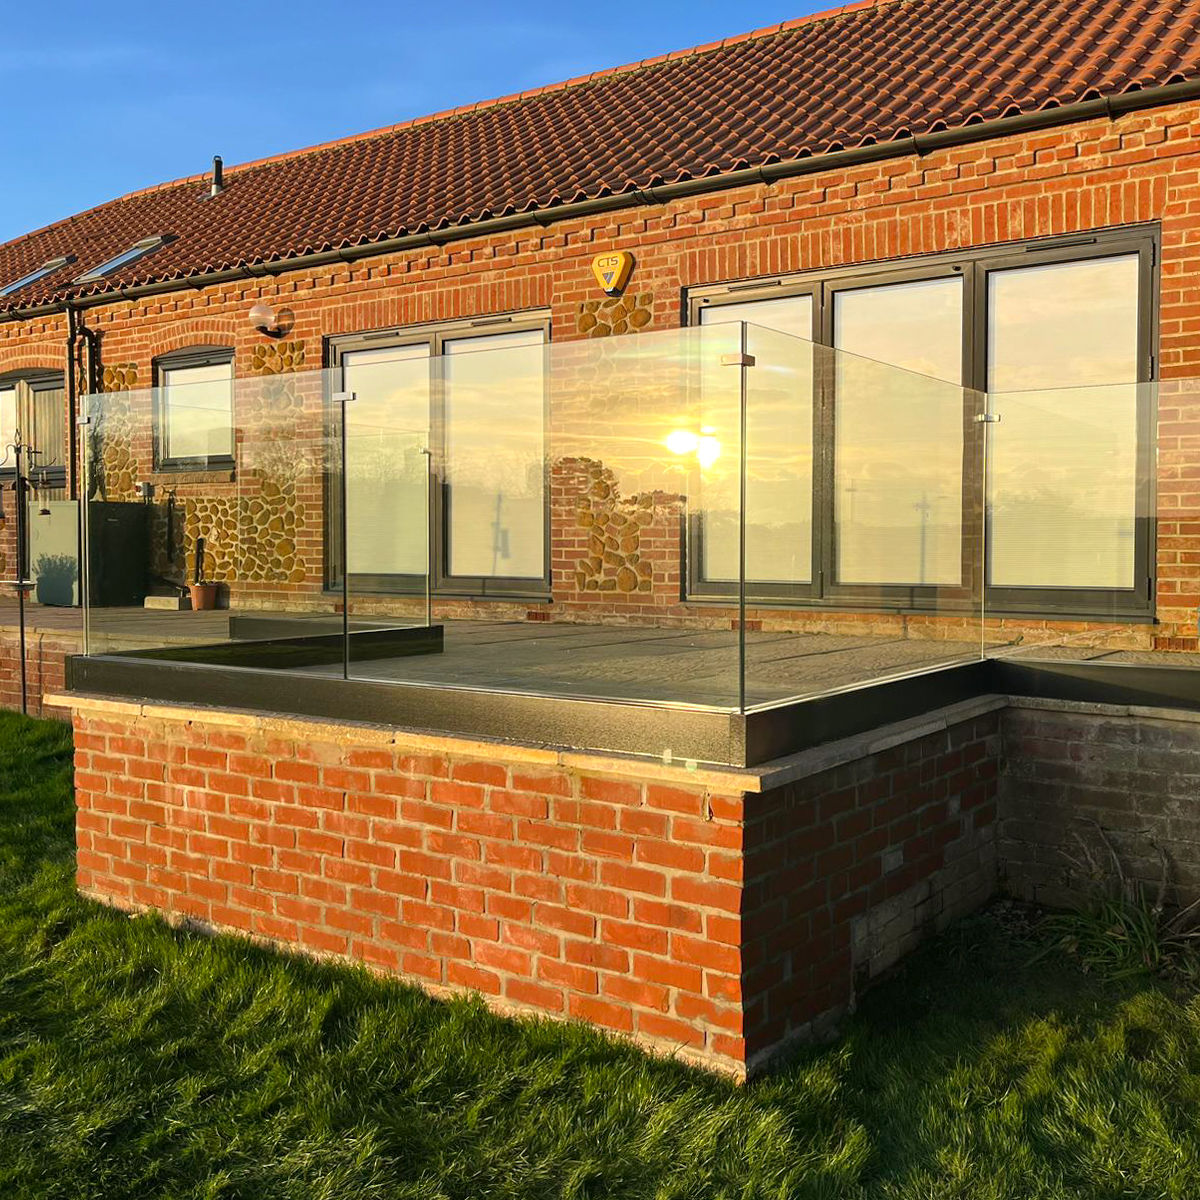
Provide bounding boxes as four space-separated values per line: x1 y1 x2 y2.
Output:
345 324 746 716
700 296 813 584
987 255 1141 591
344 400 431 659
990 384 1139 590
74 328 997 759
342 344 429 579
81 371 342 659
739 325 985 706
834 277 965 586
984 379 1154 663
162 362 233 462
444 329 545 580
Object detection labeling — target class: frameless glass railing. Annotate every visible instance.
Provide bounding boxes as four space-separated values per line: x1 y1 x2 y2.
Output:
77 322 1024 721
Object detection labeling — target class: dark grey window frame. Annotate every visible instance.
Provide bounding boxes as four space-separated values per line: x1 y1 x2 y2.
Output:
0 370 68 488
686 224 1160 620
325 311 552 601
152 347 236 473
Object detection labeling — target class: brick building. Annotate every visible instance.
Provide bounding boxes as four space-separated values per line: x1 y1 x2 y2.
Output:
7 0 1200 1074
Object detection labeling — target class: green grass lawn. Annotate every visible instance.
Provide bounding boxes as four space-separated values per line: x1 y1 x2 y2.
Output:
3 711 1200 1199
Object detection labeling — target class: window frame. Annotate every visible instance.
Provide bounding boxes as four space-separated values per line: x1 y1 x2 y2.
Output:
973 236 1159 618
75 236 169 284
0 370 68 488
152 346 236 473
685 224 1160 620
325 311 552 601
688 280 821 603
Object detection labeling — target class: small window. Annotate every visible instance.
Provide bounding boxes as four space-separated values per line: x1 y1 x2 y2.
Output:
156 351 234 470
75 236 168 283
0 256 75 297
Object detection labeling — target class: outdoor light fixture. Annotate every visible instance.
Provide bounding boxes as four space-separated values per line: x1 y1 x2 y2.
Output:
664 427 721 467
248 302 281 337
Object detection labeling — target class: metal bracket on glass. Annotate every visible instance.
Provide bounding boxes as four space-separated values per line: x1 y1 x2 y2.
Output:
333 391 356 404
76 416 92 426
974 413 1002 423
720 353 756 367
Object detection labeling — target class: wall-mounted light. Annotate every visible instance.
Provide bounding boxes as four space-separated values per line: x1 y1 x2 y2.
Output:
248 302 281 338
664 426 721 468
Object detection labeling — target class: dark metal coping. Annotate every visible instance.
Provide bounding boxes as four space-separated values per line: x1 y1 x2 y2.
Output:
64 647 1200 768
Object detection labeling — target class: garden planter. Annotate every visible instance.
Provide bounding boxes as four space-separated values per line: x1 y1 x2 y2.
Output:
188 583 218 611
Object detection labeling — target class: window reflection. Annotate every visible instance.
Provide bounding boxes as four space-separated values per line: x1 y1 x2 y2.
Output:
988 255 1141 590
444 330 545 580
834 277 964 587
162 361 234 462
699 295 814 584
342 344 429 577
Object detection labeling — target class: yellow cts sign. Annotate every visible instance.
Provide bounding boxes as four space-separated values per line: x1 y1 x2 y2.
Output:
591 251 635 296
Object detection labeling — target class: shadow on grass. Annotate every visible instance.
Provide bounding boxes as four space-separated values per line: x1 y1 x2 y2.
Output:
1 712 1199 1199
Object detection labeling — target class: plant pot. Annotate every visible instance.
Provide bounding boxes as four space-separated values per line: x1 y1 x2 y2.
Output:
188 583 219 611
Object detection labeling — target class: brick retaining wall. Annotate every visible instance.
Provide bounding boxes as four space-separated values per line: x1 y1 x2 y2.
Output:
60 693 1005 1077
0 629 78 719
59 686 1200 1075
999 700 1200 909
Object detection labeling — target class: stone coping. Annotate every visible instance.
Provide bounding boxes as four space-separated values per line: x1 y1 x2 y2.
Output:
55 688 1200 795
48 690 1021 794
47 691 763 793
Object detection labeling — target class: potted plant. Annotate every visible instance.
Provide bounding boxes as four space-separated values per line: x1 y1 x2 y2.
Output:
188 535 219 611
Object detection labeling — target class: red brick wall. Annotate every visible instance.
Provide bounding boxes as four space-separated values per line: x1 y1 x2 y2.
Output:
0 629 77 719
70 701 750 1073
742 708 1001 1068
1000 700 1200 908
67 696 1008 1075
5 101 1200 635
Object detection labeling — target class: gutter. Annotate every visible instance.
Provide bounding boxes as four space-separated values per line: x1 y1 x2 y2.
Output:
4 76 1200 324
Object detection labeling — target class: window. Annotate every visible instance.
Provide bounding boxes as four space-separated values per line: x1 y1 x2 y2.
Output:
330 315 549 597
0 373 67 485
155 350 234 469
688 226 1156 616
75 236 168 283
0 386 15 456
1 256 75 296
698 294 815 588
832 276 964 587
987 254 1143 597
342 343 430 579
443 330 545 580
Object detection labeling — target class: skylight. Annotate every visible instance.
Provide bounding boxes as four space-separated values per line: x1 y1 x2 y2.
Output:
0 255 76 297
75 236 169 283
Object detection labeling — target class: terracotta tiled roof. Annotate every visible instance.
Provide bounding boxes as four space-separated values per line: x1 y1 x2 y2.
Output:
3 0 1200 313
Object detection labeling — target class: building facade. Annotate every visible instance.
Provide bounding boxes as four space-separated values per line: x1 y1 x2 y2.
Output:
8 0 1200 1074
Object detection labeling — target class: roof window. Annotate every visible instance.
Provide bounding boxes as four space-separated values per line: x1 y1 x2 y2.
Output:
75 236 169 283
0 255 76 296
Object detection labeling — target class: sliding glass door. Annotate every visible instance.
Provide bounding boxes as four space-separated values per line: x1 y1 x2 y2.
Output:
696 293 816 593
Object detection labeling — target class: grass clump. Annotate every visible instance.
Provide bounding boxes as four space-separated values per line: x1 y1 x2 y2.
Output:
2 712 1200 1197
1037 820 1200 983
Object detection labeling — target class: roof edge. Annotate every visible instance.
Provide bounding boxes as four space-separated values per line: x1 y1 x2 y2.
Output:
6 72 1194 324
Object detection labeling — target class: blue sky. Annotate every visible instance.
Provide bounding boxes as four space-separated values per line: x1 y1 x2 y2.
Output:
1 1 828 245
